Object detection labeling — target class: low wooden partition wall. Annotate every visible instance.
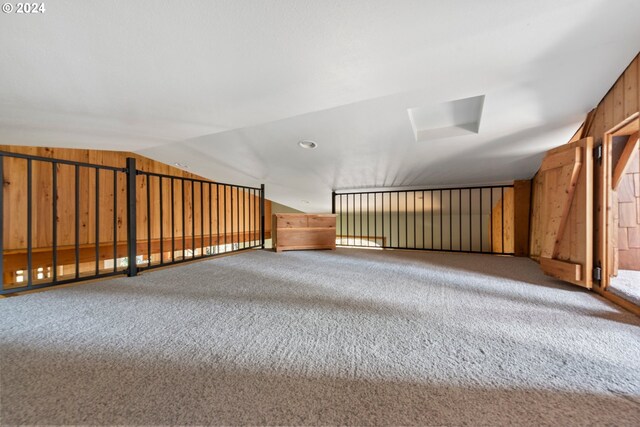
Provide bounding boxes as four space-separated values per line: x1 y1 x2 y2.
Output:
272 213 336 252
0 145 271 294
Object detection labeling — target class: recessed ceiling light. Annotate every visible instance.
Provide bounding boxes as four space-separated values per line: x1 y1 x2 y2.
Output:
298 140 318 149
173 162 189 169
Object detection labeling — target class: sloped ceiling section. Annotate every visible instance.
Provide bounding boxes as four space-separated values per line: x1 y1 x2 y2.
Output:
1 0 639 212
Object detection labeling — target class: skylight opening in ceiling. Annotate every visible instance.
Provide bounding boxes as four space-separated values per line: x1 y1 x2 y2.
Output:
408 95 485 142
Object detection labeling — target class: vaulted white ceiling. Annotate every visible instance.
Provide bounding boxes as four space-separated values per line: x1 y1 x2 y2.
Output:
1 0 639 212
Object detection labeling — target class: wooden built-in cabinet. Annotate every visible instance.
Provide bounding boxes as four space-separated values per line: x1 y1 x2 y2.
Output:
272 213 336 252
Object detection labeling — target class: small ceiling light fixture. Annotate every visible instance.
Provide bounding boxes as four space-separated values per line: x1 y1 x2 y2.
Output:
298 140 318 149
173 162 189 169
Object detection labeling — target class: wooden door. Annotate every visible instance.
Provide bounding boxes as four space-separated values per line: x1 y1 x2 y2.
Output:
537 137 594 288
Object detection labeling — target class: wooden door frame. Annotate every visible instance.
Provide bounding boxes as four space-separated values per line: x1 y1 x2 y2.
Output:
598 112 639 290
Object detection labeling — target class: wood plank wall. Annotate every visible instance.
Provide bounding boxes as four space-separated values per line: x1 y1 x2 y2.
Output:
1 145 271 286
530 53 640 259
490 187 514 254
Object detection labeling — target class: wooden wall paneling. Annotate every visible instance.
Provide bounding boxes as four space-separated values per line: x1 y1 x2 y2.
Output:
2 157 26 285
79 165 94 248
603 91 614 139
613 78 626 126
59 164 76 249
490 193 503 253
624 58 638 118
513 180 531 256
136 173 148 262
159 175 171 262
503 189 511 253
528 174 543 260
32 160 53 250
116 170 127 246
591 103 605 145
96 168 113 270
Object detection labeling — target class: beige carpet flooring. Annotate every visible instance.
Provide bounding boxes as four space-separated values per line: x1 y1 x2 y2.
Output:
1 249 639 425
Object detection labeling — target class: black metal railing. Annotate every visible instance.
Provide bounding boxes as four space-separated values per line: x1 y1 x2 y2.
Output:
133 162 265 274
0 152 265 295
332 185 514 255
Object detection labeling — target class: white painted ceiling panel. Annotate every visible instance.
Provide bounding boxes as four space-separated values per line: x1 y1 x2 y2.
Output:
1 0 639 212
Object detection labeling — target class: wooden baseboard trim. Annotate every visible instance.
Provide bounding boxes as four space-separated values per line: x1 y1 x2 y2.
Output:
592 284 640 317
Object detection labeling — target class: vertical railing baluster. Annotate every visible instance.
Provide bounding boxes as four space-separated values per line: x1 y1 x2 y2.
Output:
367 193 370 247
260 184 265 248
200 182 204 256
224 185 227 252
209 184 212 252
216 184 220 251
126 158 137 277
431 191 434 250
242 188 246 249
459 190 462 251
490 189 494 254
388 193 391 247
374 193 377 247
439 190 443 251
449 189 452 251
114 170 118 271
502 187 505 254
346 194 349 245
147 174 151 267
232 186 236 250
396 192 399 248
159 176 163 265
469 189 472 252
340 194 343 244
413 192 416 249
171 177 175 263
181 179 185 260
359 193 363 246
52 162 57 282
75 165 80 278
480 188 483 253
380 193 384 248
191 180 195 258
422 191 425 249
95 168 100 275
354 194 358 246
